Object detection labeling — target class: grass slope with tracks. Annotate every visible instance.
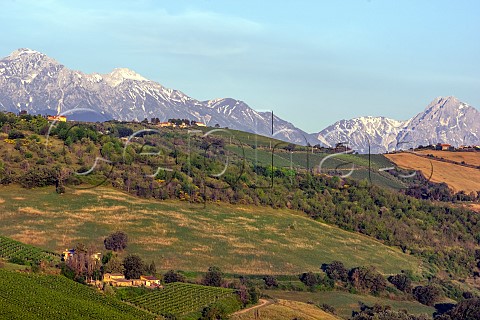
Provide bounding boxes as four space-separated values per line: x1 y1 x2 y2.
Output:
0 185 422 276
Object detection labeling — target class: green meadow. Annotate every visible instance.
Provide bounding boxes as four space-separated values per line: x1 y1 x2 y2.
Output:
0 185 422 276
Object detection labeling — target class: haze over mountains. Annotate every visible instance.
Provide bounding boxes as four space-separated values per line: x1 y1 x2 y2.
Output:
0 48 479 153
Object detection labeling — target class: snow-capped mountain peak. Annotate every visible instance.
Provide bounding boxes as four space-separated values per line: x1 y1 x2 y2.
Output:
1 48 478 152
0 48 313 145
314 96 479 153
103 68 148 87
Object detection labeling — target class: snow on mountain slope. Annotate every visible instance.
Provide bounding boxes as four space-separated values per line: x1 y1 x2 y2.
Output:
313 96 480 153
397 96 480 148
313 116 409 153
1 49 479 153
0 48 313 145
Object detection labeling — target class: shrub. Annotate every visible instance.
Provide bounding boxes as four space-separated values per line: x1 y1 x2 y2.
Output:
8 130 25 139
320 303 336 315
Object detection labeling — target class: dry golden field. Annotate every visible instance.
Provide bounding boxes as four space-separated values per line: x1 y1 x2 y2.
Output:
416 150 480 167
385 152 480 193
230 299 340 320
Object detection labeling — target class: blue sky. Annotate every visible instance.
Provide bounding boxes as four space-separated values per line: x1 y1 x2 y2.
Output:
1 0 479 132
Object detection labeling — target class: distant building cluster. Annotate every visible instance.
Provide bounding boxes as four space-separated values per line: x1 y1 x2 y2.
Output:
46 115 67 122
151 118 207 128
62 248 161 288
432 143 480 151
17 109 68 122
411 143 480 152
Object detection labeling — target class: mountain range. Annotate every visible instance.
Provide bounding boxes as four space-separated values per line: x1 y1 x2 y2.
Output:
0 48 479 153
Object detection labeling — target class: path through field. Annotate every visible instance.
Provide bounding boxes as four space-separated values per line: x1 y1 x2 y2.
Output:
232 299 272 316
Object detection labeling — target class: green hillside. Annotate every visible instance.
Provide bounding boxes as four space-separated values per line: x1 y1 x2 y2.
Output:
0 269 154 320
0 185 422 275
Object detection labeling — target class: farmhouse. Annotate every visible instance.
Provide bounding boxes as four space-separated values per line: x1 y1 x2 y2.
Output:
158 122 175 128
436 143 454 151
140 275 161 286
103 273 162 288
46 115 67 122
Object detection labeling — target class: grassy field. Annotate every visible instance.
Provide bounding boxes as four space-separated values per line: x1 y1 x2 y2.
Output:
0 269 153 320
231 299 340 320
386 152 480 193
265 290 435 319
0 185 422 275
416 150 480 167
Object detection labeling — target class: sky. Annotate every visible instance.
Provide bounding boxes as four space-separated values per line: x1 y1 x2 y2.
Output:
1 0 479 132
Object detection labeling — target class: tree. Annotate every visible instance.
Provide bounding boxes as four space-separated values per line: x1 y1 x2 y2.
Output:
203 266 223 287
299 272 318 288
285 143 296 152
104 231 128 252
413 285 441 306
263 275 278 288
349 267 387 295
123 254 145 279
102 256 125 274
248 286 260 305
440 298 480 320
146 261 156 275
388 273 412 293
163 270 186 283
325 261 348 282
200 304 227 320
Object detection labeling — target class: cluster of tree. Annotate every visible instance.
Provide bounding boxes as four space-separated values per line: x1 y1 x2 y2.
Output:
62 232 156 283
3 115 480 278
299 271 334 291
320 262 386 295
435 298 480 320
350 303 430 320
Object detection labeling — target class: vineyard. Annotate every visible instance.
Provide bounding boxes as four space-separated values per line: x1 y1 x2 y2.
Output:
0 269 154 320
0 235 59 264
128 282 237 316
